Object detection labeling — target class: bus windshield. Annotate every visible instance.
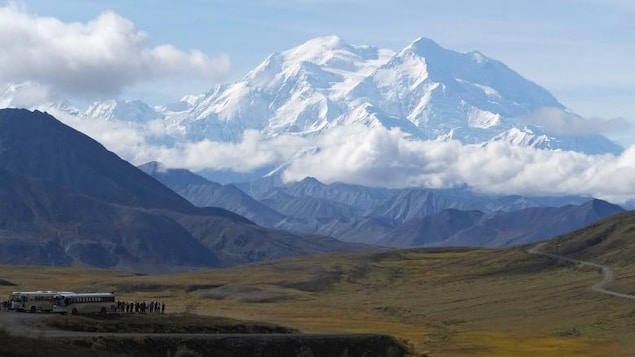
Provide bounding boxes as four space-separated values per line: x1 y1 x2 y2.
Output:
53 296 66 307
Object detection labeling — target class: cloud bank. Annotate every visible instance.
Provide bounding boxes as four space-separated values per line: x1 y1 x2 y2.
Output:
281 125 635 203
0 4 230 98
47 107 635 204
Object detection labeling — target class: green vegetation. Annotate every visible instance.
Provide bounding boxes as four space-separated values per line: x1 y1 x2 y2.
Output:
543 210 635 266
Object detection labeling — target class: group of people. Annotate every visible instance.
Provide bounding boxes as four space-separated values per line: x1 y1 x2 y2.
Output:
0 300 11 311
116 300 165 314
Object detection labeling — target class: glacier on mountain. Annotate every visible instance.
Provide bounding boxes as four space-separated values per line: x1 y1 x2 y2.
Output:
0 36 623 158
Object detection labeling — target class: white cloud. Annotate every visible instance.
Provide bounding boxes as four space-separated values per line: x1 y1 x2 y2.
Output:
157 130 306 172
282 125 635 203
0 82 51 107
48 109 305 174
45 109 635 205
0 4 230 98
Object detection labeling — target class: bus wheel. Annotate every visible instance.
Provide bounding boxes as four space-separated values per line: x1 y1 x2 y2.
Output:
29 306 36 313
100 307 107 315
71 308 78 315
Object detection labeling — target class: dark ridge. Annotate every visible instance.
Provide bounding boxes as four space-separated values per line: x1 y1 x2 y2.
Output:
0 108 196 213
0 109 356 270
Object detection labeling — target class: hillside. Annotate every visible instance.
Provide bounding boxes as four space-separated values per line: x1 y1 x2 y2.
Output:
138 161 286 227
537 209 635 265
0 109 355 269
433 199 625 247
3 243 635 356
0 108 194 213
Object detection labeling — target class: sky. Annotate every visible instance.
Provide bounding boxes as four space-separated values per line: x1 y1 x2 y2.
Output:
1 1 635 203
0 0 633 144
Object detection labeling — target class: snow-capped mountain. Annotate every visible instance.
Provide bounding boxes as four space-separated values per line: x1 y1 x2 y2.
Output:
161 35 622 154
0 36 622 155
0 82 85 121
86 99 160 122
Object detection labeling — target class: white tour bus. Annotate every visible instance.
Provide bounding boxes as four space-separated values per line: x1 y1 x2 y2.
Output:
52 292 116 315
9 291 75 312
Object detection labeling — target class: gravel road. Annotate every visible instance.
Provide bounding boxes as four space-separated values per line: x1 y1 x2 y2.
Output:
528 242 635 300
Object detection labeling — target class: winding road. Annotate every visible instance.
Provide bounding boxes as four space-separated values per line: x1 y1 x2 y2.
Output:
528 242 635 300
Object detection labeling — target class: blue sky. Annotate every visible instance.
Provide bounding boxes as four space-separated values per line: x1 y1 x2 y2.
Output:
2 0 634 144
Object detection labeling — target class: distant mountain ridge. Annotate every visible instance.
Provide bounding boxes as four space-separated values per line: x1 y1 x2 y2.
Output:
139 161 286 227
142 163 623 248
424 199 625 247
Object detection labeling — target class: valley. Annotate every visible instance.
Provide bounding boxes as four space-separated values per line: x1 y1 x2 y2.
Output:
2 236 634 356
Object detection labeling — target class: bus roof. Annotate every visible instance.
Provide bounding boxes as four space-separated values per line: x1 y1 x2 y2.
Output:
53 292 114 297
12 291 75 295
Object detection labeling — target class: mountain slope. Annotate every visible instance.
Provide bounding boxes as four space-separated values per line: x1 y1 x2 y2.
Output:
0 167 220 268
9 36 616 159
0 108 194 213
0 109 355 269
147 36 620 155
138 162 286 227
87 99 160 122
438 199 625 247
536 209 635 265
378 209 485 247
371 189 479 222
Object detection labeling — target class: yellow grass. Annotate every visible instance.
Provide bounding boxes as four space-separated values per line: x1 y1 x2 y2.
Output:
1 247 634 356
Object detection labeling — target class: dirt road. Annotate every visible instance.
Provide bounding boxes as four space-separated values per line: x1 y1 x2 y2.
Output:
528 242 635 300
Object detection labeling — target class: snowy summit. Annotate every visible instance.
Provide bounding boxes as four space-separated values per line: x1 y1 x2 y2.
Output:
0 36 623 156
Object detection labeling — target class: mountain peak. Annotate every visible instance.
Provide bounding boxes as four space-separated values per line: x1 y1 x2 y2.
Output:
46 36 621 161
282 35 351 64
299 176 324 187
295 35 347 51
278 35 389 71
138 161 167 174
580 198 624 214
87 98 158 122
406 36 443 52
404 37 491 65
138 161 214 187
0 81 55 108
